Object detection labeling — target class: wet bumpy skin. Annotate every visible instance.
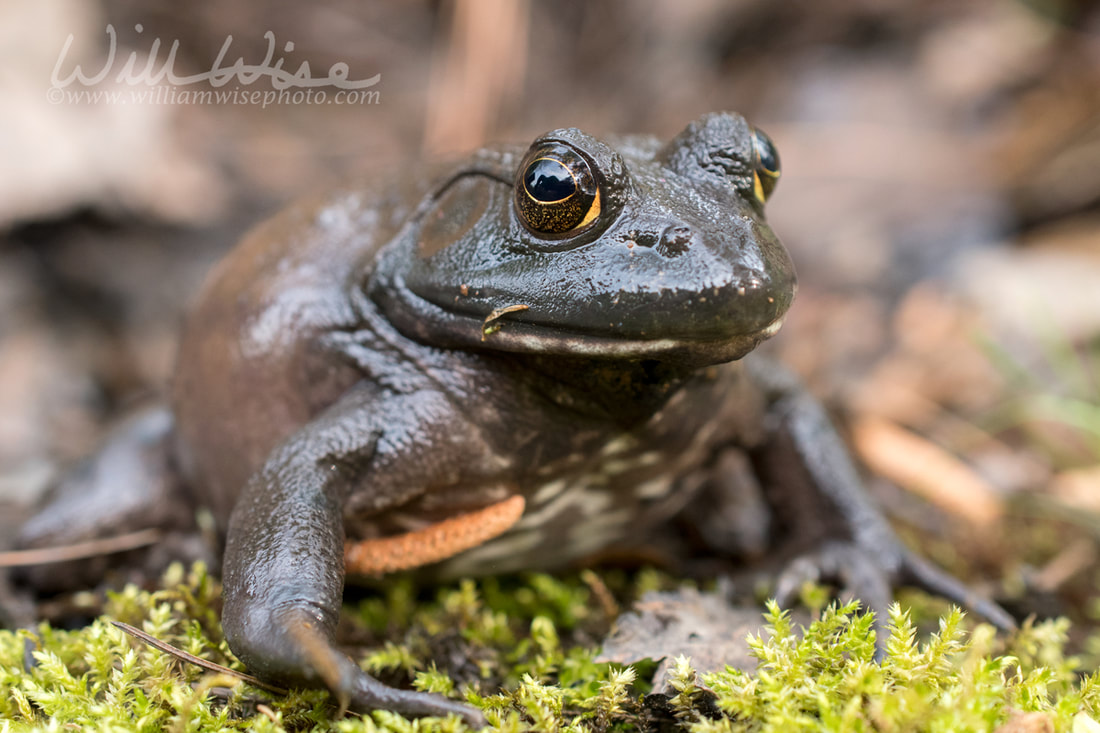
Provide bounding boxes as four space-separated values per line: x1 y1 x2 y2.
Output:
15 113 1013 728
378 115 796 365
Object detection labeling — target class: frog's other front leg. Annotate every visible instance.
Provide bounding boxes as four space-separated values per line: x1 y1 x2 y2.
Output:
13 407 201 593
220 388 487 728
745 357 1015 633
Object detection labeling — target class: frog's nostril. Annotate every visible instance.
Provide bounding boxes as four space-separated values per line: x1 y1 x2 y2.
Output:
623 231 659 249
657 225 693 257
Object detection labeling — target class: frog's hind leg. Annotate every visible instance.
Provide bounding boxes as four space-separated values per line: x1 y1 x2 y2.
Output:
11 406 205 594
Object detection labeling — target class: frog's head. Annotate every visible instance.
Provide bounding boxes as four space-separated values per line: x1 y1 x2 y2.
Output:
373 112 796 368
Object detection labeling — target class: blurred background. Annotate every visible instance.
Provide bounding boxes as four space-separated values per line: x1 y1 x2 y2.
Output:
1 0 1099 647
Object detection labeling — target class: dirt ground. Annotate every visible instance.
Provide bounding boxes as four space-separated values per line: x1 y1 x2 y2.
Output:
2 0 1099 642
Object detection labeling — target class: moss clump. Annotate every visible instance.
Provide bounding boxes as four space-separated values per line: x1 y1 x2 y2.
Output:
699 600 1099 732
1 565 1097 732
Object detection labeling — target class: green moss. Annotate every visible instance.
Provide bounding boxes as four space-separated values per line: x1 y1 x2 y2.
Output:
701 601 1098 732
1 565 1097 732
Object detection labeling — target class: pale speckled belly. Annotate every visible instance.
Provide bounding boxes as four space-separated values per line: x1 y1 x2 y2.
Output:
428 419 724 578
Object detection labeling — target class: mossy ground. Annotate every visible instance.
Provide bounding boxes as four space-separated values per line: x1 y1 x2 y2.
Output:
1 563 1098 732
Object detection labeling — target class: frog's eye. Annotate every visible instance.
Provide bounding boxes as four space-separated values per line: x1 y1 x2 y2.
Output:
515 144 601 236
751 127 781 204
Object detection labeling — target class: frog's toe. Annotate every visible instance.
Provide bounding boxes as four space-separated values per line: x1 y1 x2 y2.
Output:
773 540 1017 659
900 550 1016 632
774 541 894 657
348 680 487 729
323 649 486 727
224 602 487 728
775 541 892 616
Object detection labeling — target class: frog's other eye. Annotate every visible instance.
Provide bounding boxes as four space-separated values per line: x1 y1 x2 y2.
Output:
515 144 601 236
751 127 781 204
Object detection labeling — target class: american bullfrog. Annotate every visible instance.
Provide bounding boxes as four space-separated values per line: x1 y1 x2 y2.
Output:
14 112 1013 727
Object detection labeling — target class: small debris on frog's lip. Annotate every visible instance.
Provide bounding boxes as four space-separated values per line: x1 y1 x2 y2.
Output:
481 303 531 339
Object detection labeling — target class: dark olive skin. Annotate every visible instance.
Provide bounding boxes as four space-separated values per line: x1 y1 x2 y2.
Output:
14 113 1013 728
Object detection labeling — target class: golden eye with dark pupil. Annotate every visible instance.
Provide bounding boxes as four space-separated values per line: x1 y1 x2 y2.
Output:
515 146 600 236
751 127 781 204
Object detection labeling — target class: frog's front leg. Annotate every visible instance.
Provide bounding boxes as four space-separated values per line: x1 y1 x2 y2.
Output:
13 407 200 594
220 387 488 728
745 357 1015 633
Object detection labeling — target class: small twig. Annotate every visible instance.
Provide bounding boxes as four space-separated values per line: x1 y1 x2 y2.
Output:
1032 537 1097 593
851 415 1003 529
481 303 530 339
110 620 287 694
581 569 620 621
0 529 163 568
256 704 279 723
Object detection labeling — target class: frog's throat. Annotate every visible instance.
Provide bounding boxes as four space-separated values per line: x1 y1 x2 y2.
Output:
343 495 526 576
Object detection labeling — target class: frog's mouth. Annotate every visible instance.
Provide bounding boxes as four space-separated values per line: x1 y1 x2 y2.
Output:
373 267 794 368
470 303 788 362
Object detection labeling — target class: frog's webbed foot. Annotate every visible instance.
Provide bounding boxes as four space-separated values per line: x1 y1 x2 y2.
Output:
774 541 893 626
227 604 486 728
774 540 1015 658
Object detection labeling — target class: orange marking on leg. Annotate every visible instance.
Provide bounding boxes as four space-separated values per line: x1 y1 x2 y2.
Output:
344 495 526 576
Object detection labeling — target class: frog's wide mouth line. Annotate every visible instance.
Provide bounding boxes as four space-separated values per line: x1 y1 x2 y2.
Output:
374 273 790 364
458 303 789 362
